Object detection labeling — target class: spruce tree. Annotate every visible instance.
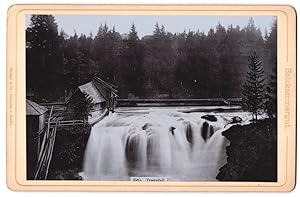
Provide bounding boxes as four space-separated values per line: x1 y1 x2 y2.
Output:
242 51 265 121
73 92 93 121
128 23 138 41
26 15 63 101
153 22 161 35
120 23 144 97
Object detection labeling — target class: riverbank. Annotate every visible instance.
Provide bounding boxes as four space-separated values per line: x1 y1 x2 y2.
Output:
217 118 277 181
47 124 91 180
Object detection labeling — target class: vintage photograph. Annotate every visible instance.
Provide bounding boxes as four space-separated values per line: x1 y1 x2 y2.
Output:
25 14 277 181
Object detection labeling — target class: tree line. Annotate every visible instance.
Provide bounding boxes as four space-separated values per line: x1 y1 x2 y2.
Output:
26 15 277 102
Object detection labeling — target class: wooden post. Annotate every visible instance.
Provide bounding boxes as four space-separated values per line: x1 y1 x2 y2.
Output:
34 106 53 180
46 106 53 139
36 129 42 158
45 120 58 179
34 139 50 179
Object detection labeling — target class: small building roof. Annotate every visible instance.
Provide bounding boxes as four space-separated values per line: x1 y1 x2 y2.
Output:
66 77 118 105
78 82 106 103
26 99 48 116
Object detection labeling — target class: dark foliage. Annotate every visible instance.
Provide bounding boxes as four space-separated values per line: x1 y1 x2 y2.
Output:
264 21 277 118
26 15 64 102
265 68 277 118
47 124 91 180
26 16 277 101
217 119 277 181
72 91 94 121
242 51 265 121
119 24 145 97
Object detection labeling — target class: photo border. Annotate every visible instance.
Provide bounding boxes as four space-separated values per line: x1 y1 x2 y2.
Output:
6 4 296 191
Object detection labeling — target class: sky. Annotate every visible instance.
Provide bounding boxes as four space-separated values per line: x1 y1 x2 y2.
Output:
26 15 276 38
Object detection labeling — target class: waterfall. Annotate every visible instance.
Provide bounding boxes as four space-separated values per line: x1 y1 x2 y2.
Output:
82 110 244 181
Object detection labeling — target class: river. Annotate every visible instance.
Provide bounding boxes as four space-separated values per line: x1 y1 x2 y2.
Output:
81 107 251 181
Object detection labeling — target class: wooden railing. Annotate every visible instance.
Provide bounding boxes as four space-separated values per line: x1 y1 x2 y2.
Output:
45 119 88 127
33 107 108 180
33 107 90 180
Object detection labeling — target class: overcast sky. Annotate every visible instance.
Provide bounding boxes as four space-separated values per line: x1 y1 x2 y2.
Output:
26 15 275 38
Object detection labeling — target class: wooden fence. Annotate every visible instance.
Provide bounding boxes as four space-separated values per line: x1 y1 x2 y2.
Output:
45 119 88 127
33 107 106 179
33 107 89 180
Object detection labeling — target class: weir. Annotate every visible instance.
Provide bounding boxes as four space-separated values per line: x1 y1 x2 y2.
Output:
82 109 248 181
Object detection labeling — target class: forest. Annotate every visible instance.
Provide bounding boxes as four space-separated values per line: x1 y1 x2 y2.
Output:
26 15 277 102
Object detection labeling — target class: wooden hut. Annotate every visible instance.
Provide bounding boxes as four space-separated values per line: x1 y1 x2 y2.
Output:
26 99 48 179
66 77 118 117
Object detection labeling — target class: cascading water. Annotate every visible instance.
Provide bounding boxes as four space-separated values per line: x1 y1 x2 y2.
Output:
82 109 248 181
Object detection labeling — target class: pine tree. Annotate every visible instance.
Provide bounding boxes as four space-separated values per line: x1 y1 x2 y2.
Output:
26 15 63 101
242 51 265 121
128 23 138 41
73 92 93 121
120 23 144 97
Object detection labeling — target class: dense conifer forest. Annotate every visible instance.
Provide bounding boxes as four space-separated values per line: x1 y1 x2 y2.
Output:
26 15 277 102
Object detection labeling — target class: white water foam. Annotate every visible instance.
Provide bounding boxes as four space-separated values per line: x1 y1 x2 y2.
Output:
82 109 250 181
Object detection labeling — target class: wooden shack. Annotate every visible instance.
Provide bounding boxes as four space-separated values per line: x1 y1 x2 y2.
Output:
26 99 48 179
66 77 118 119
